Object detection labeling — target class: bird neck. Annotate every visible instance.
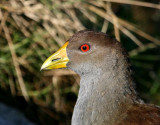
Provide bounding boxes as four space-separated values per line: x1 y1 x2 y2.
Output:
72 58 139 125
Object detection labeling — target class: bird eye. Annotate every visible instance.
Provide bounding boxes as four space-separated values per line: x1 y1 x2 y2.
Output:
80 44 90 52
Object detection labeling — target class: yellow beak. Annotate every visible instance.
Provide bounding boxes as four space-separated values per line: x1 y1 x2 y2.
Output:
40 41 69 70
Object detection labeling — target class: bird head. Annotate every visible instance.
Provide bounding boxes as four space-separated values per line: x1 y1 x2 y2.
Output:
41 30 126 76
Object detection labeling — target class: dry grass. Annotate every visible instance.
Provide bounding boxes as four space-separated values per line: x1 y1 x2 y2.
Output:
0 0 159 101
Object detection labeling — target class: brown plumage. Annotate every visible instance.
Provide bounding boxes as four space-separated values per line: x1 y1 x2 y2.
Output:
41 30 160 125
119 104 160 125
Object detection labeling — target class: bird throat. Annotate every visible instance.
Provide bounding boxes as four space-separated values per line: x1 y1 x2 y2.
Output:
71 60 138 125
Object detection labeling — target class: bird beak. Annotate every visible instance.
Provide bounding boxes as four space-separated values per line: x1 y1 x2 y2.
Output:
40 41 69 70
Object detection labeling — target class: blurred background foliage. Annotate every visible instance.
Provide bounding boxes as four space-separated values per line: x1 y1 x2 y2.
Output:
0 0 160 124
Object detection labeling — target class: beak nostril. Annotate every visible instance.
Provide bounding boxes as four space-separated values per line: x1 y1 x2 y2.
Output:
41 41 69 70
52 58 61 62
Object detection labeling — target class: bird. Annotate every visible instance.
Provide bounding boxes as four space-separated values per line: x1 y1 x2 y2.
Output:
41 30 160 125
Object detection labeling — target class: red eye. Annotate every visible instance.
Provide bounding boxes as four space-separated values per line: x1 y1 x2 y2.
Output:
80 44 90 52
